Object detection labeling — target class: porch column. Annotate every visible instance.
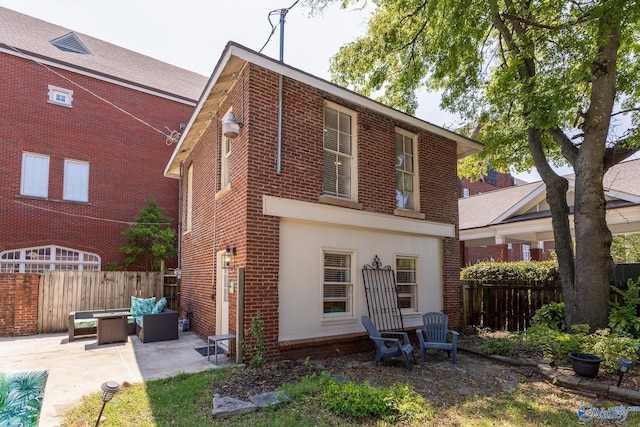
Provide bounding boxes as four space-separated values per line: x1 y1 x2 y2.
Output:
530 248 543 261
492 244 509 262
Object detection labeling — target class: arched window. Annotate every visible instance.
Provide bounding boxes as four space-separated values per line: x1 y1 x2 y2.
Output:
0 245 101 273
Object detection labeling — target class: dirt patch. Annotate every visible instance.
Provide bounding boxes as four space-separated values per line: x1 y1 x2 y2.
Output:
211 332 640 408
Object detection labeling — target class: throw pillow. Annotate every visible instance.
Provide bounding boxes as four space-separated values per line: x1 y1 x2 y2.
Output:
151 297 167 314
130 296 155 317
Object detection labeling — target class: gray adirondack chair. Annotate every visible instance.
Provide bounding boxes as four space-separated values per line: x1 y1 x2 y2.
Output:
416 312 459 364
361 315 416 370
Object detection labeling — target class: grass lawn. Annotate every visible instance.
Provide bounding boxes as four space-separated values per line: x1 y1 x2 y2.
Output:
63 368 635 426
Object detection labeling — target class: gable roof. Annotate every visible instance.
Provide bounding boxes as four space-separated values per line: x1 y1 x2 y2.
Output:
0 6 207 103
165 41 484 178
460 158 640 239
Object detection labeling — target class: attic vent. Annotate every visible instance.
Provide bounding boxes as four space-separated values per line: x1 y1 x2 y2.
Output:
50 32 91 55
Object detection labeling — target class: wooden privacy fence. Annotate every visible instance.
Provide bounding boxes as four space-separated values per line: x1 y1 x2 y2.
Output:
38 271 166 333
462 280 563 331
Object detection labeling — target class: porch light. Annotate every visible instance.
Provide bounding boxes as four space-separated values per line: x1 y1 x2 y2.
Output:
222 246 236 270
95 381 120 426
222 112 241 139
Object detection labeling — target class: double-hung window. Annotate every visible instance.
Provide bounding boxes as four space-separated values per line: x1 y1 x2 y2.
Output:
323 251 353 316
21 153 50 198
63 159 89 202
323 103 355 200
396 256 418 312
395 130 418 210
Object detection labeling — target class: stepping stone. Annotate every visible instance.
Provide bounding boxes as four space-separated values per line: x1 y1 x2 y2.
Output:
249 391 290 408
212 394 258 418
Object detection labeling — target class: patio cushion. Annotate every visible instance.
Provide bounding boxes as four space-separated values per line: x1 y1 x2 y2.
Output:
152 297 167 314
74 318 97 329
130 296 155 317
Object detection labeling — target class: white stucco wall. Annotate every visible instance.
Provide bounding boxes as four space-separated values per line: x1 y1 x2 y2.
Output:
277 218 444 341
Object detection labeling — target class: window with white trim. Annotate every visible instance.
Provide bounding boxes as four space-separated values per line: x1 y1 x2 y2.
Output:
395 130 419 210
323 103 355 200
522 244 531 261
396 256 418 312
21 153 50 198
0 245 100 273
186 164 193 233
48 85 73 107
323 251 353 316
63 159 89 202
462 188 470 198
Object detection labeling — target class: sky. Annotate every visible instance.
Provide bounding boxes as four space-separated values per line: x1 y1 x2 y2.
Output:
0 0 557 181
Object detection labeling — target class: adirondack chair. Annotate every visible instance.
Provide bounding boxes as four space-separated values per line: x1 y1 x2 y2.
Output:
416 312 459 364
361 315 417 370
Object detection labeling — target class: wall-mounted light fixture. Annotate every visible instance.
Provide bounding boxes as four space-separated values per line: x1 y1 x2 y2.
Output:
222 246 236 269
222 112 242 139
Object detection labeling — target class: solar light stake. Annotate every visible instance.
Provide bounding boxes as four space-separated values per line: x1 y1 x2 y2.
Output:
617 358 636 387
95 381 120 426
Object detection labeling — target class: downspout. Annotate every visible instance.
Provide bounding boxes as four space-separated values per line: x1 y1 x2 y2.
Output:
177 162 183 273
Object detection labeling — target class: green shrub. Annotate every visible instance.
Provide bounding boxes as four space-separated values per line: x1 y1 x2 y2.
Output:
243 312 266 367
609 278 640 338
460 261 559 281
581 329 640 371
519 324 582 363
480 338 516 357
531 301 566 331
323 381 433 423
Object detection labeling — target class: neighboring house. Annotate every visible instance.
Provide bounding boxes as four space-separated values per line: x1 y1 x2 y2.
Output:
459 158 640 265
0 7 207 272
165 42 483 360
458 169 518 199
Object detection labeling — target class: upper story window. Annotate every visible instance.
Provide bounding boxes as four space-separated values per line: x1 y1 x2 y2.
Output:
396 256 418 313
63 159 89 202
395 129 419 211
0 245 101 273
185 163 193 233
221 135 232 188
323 251 353 317
323 102 356 200
48 85 73 107
21 153 50 198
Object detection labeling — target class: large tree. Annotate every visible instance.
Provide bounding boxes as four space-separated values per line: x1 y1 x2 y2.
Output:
306 0 640 330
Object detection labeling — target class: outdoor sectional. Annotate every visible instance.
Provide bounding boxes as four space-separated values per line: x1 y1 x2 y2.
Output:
68 296 179 343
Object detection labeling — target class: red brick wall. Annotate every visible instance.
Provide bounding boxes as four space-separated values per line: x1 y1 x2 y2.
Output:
0 53 194 269
463 241 555 265
459 171 515 197
0 273 40 336
180 63 462 360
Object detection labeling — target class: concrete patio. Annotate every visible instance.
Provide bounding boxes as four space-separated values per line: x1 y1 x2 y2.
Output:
0 329 236 426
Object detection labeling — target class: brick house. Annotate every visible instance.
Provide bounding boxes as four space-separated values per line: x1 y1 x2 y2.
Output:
459 159 640 265
0 7 207 272
165 42 482 360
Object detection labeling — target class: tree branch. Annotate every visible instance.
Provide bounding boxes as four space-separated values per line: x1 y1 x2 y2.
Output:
550 127 578 166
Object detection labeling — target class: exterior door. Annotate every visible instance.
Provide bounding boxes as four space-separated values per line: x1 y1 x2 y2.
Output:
216 251 230 342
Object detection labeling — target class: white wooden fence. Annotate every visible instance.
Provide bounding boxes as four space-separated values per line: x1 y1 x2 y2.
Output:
38 271 164 333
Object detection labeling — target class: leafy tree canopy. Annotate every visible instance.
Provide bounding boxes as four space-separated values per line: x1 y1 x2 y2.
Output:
121 199 177 271
307 0 640 179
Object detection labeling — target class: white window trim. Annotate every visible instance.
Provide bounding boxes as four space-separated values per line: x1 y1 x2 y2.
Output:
321 249 356 322
63 159 89 202
48 85 73 107
185 163 193 234
323 101 358 202
395 254 419 314
0 245 101 273
395 128 420 212
21 152 50 198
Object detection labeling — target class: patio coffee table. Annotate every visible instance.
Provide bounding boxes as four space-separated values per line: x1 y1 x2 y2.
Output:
93 311 130 345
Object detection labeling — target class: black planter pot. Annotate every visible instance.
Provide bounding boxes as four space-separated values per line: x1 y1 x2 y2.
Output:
568 353 602 378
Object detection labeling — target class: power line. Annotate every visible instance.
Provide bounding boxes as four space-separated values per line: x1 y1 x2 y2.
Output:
2 195 171 226
7 45 181 146
258 0 300 54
